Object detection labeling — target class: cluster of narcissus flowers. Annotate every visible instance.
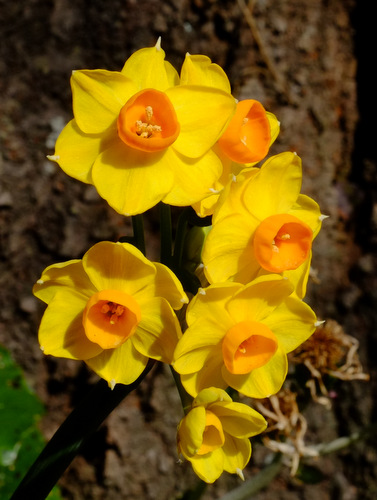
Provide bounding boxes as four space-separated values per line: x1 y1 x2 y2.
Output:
35 40 325 483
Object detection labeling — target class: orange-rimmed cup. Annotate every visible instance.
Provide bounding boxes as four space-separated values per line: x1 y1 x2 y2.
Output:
83 290 141 349
253 213 313 273
218 99 270 163
117 88 180 152
222 320 278 374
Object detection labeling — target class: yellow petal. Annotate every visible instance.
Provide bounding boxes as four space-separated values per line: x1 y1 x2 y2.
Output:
33 259 95 304
266 111 280 145
162 148 223 206
193 387 232 407
290 194 323 238
211 402 267 438
174 318 228 374
223 345 288 398
52 119 116 184
121 44 179 91
282 252 312 299
71 70 136 134
178 406 206 457
211 168 260 223
202 214 258 284
82 241 156 295
180 54 231 93
186 283 242 327
182 349 227 397
190 447 225 483
132 297 182 363
38 289 102 360
166 85 236 158
91 141 175 215
226 275 294 324
263 296 317 352
222 435 251 475
85 339 149 386
148 262 188 309
241 152 303 220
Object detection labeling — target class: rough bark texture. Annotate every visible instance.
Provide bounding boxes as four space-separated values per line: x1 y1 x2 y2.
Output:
1 0 376 499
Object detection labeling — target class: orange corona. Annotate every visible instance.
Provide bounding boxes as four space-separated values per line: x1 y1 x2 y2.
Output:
253 213 313 273
117 88 180 152
222 321 278 374
218 99 270 163
83 290 141 349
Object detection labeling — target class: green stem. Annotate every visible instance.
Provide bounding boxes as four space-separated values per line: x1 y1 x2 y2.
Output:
173 207 190 269
170 366 193 415
314 421 377 455
219 454 282 500
159 203 173 266
132 214 146 255
11 360 155 500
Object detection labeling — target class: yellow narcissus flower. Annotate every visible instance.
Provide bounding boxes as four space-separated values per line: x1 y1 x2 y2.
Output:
180 54 280 217
177 387 267 483
48 41 236 215
33 242 188 388
173 275 317 398
202 151 323 298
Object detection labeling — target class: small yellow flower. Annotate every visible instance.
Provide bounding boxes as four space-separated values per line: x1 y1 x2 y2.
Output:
173 275 317 398
202 151 323 297
177 387 267 483
33 241 188 387
48 41 236 215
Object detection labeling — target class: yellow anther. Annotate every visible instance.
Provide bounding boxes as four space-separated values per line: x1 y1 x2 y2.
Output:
145 105 153 122
277 233 291 240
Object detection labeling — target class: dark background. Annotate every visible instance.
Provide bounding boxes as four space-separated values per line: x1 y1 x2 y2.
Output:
1 1 376 498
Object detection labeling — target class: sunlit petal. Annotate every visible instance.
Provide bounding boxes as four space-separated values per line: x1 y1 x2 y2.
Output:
38 289 102 360
82 241 156 295
223 345 288 398
133 297 182 363
85 340 149 386
166 85 236 158
91 141 175 215
71 69 136 134
33 260 95 303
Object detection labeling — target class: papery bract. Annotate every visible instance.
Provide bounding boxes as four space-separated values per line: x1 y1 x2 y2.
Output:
173 275 317 398
33 241 188 388
177 387 267 483
48 41 236 215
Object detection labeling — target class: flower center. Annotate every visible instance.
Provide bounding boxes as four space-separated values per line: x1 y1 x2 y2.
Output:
217 99 271 163
82 290 141 349
253 213 313 273
117 88 180 152
222 321 278 374
196 410 225 455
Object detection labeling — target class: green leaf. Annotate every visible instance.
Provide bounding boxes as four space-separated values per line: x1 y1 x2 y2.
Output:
0 344 61 499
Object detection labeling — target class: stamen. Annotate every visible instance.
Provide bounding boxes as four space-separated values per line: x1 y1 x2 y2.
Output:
115 305 124 316
277 233 291 240
109 314 118 325
135 106 162 138
118 89 180 152
145 105 153 122
101 303 110 314
101 301 125 325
